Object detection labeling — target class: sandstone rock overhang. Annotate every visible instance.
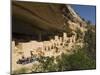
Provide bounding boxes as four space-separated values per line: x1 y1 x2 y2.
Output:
12 1 83 40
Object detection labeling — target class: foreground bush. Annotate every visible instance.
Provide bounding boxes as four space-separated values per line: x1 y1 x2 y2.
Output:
31 47 96 73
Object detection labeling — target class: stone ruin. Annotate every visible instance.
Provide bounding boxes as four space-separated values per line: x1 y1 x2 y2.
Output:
12 32 77 59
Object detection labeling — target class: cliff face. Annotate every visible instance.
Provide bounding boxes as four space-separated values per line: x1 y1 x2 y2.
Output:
12 1 86 39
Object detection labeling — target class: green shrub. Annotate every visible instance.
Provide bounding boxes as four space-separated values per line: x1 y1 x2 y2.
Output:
84 25 96 59
66 49 96 70
34 47 96 72
55 48 96 71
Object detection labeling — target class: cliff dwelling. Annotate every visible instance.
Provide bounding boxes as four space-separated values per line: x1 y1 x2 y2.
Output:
11 1 90 74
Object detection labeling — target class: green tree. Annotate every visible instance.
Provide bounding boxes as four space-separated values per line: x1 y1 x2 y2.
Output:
84 25 96 59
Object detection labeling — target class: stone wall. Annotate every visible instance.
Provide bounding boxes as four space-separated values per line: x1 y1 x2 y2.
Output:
12 32 77 58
